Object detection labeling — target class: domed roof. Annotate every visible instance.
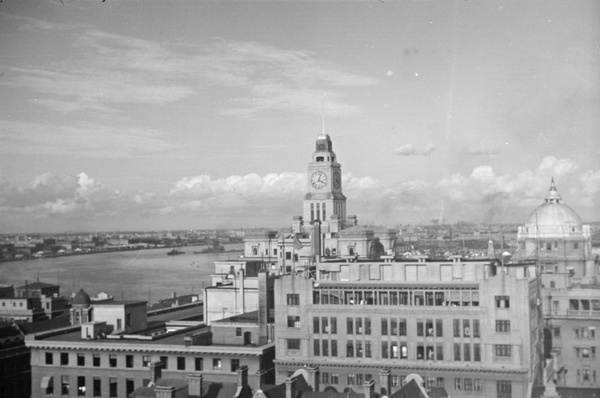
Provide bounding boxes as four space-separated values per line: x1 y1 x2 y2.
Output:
72 288 91 307
526 179 582 227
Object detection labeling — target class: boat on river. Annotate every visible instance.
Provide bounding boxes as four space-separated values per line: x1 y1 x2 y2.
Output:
167 249 185 256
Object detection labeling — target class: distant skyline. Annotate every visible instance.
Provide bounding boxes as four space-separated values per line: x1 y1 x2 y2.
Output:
1 0 599 233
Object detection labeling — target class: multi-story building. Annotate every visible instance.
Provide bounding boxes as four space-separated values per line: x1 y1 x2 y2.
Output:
515 180 600 389
273 258 543 398
27 286 276 397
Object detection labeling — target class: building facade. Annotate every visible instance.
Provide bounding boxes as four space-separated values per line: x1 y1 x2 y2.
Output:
516 180 600 389
273 258 543 398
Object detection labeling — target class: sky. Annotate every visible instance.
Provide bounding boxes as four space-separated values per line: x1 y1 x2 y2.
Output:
0 0 599 233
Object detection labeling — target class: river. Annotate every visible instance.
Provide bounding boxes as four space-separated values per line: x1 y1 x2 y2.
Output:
0 244 243 303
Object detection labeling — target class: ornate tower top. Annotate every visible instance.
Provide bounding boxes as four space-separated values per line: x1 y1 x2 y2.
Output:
544 177 562 204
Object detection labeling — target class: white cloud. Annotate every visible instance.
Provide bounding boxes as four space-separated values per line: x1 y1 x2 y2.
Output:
394 143 435 156
6 18 376 117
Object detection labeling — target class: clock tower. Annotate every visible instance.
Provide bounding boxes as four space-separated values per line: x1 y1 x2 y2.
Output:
303 134 346 224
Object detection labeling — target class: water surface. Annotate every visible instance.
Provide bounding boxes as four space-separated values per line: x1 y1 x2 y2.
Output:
0 244 243 303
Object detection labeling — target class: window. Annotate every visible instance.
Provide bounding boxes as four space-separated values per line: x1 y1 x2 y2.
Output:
160 356 168 369
347 317 353 334
347 373 356 385
109 377 117 397
109 354 117 368
177 356 186 370
126 355 134 368
45 352 53 365
287 316 301 328
313 317 320 333
142 355 150 367
496 296 510 308
61 352 69 365
44 376 54 394
474 379 482 391
314 339 321 356
417 319 424 336
365 341 372 358
454 343 461 361
287 294 299 305
365 318 372 335
495 344 512 357
453 319 461 337
400 343 408 359
287 339 300 350
436 319 443 337
331 317 337 334
497 380 511 398
381 318 388 335
126 379 135 396
473 319 480 337
463 320 471 337
464 378 473 391
553 327 561 337
213 358 222 370
356 341 363 357
93 354 101 367
322 372 330 384
496 320 511 333
399 318 407 336
583 366 591 382
331 373 339 384
195 357 203 371
77 376 86 396
61 375 70 395
322 340 329 356
236 327 242 336
331 340 337 357
77 353 85 366
93 377 101 397
231 359 240 372
464 344 471 361
436 343 444 360
382 342 388 359
346 340 354 357
455 378 463 390
356 318 363 334
391 342 398 359
474 343 481 362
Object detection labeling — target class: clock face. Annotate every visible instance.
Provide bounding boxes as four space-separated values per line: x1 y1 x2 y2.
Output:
311 171 327 189
333 171 341 189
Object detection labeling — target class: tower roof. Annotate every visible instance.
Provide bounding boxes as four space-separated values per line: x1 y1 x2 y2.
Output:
72 288 91 307
526 178 582 228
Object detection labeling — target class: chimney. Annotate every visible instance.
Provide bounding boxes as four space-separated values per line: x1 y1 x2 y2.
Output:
187 374 203 398
363 380 375 398
306 366 320 392
237 365 249 388
155 385 175 398
379 369 391 396
233 366 249 398
150 361 163 384
172 292 177 299
285 375 298 398
292 216 304 234
257 272 269 345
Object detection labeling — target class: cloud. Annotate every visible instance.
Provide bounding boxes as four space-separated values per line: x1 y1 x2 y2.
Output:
0 121 178 158
394 143 436 156
5 17 377 117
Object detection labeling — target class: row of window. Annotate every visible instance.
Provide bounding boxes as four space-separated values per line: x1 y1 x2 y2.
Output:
44 352 239 372
294 339 510 362
44 375 123 397
310 316 492 339
317 372 505 396
310 290 482 307
574 346 597 359
577 367 597 383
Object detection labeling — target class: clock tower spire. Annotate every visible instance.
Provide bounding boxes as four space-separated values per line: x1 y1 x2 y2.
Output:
303 134 346 225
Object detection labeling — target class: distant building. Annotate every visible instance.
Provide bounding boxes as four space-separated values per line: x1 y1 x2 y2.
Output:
516 179 600 389
273 257 543 398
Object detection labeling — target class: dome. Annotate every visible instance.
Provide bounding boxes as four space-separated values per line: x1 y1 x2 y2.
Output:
526 179 582 228
72 288 91 307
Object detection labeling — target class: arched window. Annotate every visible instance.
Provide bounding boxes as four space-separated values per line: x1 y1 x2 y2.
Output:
252 247 258 256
